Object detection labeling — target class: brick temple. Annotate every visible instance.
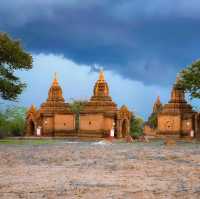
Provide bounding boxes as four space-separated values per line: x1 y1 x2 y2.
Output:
26 70 132 138
145 77 200 138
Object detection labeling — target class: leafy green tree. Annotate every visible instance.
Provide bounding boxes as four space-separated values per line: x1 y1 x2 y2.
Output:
69 100 87 132
0 33 32 100
130 115 144 138
147 112 158 129
0 106 26 138
178 60 200 99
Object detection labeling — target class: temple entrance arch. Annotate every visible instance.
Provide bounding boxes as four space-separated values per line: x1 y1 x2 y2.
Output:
28 120 35 136
116 105 132 138
122 119 128 138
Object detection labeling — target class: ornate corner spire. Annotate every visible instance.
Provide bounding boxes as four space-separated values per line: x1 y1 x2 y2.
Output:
30 104 36 111
27 104 37 115
153 96 162 113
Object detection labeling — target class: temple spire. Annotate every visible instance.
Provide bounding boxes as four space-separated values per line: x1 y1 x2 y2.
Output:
175 74 180 84
170 75 185 103
47 73 64 102
27 104 37 115
153 96 162 113
53 72 58 86
99 69 105 82
156 96 161 104
91 68 111 100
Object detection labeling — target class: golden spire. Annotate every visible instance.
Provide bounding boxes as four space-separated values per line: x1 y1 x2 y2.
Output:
99 69 105 82
27 104 36 115
156 96 161 104
53 72 58 86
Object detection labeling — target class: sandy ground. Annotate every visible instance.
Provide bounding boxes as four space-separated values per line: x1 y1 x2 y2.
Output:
0 140 200 199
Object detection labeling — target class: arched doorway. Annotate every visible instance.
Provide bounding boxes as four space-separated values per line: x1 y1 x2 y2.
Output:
29 120 35 136
122 119 128 138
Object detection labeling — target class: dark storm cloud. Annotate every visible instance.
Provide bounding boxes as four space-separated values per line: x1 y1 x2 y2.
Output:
1 0 200 85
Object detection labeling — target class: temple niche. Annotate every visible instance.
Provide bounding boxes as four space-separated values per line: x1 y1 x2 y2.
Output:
157 77 199 138
26 71 132 138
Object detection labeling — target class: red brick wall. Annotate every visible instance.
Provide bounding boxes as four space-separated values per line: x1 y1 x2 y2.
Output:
80 114 104 131
54 114 75 131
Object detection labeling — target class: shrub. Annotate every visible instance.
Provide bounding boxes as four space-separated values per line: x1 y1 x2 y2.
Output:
0 106 26 138
130 115 144 139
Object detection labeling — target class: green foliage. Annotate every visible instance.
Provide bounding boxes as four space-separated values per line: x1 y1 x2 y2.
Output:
147 103 162 129
0 33 32 100
69 100 87 131
147 112 158 129
178 60 200 99
130 115 144 138
0 106 26 138
69 100 87 114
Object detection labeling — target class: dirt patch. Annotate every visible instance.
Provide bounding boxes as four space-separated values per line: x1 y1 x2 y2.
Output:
0 140 200 199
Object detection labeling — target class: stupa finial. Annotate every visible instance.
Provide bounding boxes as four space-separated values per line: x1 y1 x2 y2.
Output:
157 96 160 102
53 72 58 86
99 68 105 82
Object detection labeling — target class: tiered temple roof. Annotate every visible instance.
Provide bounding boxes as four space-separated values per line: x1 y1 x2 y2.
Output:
83 70 117 113
40 73 71 114
161 78 194 114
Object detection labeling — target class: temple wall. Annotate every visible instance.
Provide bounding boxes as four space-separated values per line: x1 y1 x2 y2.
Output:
54 114 75 131
42 117 54 136
143 124 156 136
79 114 104 131
158 115 181 134
181 118 193 133
104 117 114 131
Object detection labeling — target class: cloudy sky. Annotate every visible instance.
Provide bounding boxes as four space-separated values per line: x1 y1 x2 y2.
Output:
0 0 200 119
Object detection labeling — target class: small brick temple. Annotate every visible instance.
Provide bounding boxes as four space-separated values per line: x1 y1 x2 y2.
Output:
144 77 200 138
26 70 132 138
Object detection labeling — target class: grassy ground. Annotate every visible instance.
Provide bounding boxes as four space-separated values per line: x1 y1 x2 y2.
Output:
0 139 58 145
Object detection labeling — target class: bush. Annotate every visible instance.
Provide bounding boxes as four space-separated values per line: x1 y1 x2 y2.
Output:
0 106 26 138
147 112 158 129
130 115 144 139
0 130 6 139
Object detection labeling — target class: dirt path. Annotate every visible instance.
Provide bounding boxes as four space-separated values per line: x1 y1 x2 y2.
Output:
0 140 200 199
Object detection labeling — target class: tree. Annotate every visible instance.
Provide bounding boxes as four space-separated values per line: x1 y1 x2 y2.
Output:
178 60 200 99
147 112 158 129
69 100 87 132
130 115 144 138
0 106 27 138
147 107 162 128
0 33 32 100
